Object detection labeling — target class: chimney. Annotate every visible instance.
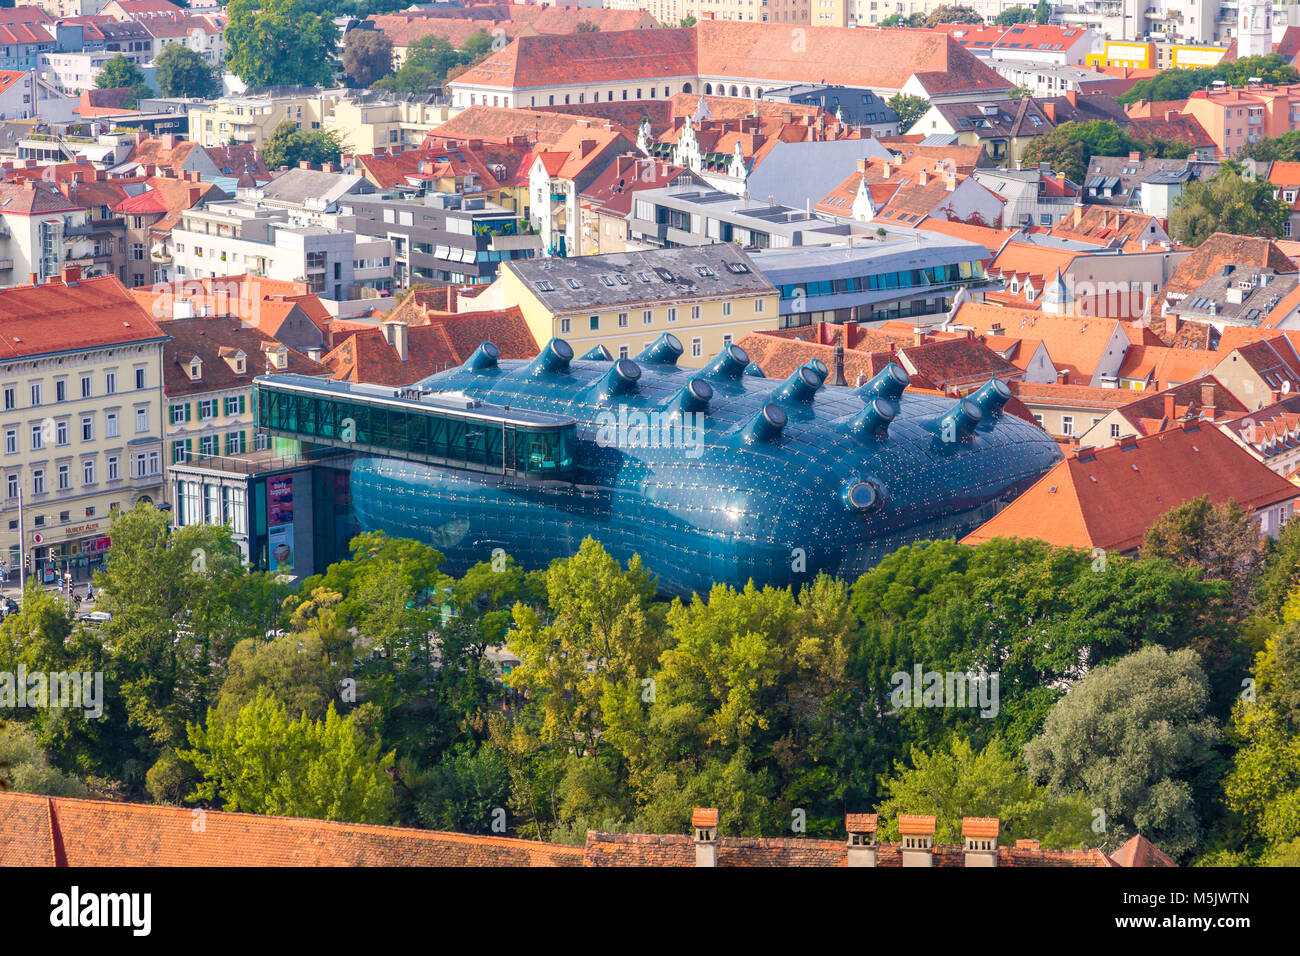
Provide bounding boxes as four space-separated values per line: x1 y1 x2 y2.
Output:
845 814 878 867
1165 311 1180 339
1163 393 1176 421
1073 204 1082 228
1015 839 1041 851
1201 382 1216 416
1056 369 1070 385
918 168 928 186
1129 151 1141 162
1065 90 1078 107
382 319 409 361
882 161 891 179
962 818 1000 867
691 808 719 867
844 320 858 350
1042 102 1056 123
830 344 847 387
62 265 81 285
322 163 335 173
898 815 935 867
27 272 38 285
299 161 312 170
189 186 203 205
579 138 597 158
913 330 924 347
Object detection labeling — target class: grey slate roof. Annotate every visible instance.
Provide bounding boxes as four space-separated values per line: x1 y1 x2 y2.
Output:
508 245 774 312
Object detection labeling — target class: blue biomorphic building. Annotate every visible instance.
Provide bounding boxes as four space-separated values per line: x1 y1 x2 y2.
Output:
254 334 1062 596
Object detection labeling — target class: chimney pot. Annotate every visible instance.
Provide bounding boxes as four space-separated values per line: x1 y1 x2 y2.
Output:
845 814 878 867
962 817 1000 867
691 808 719 868
898 814 936 867
1201 382 1216 415
1164 393 1176 421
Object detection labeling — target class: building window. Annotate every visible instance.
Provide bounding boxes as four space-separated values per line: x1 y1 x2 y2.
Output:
55 380 66 403
691 337 703 358
57 465 70 491
754 299 764 314
3 429 14 455
691 305 701 320
30 383 41 407
3 386 14 410
1110 423 1121 438
643 309 653 325
722 301 733 317
106 412 119 438
224 395 246 416
199 399 217 420
226 431 245 454
589 315 599 331
83 459 95 485
618 311 629 328
560 317 571 334
135 408 148 433
199 435 218 457
81 416 93 441
30 424 42 451
172 440 190 464
32 469 44 494
135 368 146 390
107 456 119 481
1061 415 1074 436
106 372 117 395
5 474 15 499
56 421 68 446
170 403 190 424
81 375 92 398
618 345 629 359
667 307 678 323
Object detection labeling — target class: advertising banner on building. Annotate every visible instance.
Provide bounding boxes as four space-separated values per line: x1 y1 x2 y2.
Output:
268 523 294 572
268 475 294 526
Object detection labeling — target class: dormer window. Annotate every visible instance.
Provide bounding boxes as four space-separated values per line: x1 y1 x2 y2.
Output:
187 358 202 381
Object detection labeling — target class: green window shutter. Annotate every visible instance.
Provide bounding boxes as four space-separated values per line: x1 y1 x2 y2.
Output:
185 403 192 422
239 395 247 414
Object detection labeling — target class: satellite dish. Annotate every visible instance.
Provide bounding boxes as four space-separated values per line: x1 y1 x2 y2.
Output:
1284 381 1292 395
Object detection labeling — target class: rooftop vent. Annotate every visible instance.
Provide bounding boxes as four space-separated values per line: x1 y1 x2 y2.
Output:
702 343 751 380
636 332 684 366
596 358 642 399
773 365 823 404
740 403 787 443
525 337 574 376
848 397 898 442
464 341 500 371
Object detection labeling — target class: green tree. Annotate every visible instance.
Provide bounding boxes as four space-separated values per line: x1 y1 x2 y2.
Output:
224 0 339 88
1169 167 1289 246
1255 517 1300 623
1006 84 1034 100
215 631 338 722
93 503 282 775
887 93 930 134
342 27 393 88
261 120 348 170
1034 0 1051 23
994 6 1036 24
1021 120 1141 184
924 4 983 26
1024 646 1220 858
573 19 600 33
96 53 152 109
877 737 1094 848
415 742 512 833
1141 496 1268 621
1119 54 1299 106
153 43 220 99
182 689 395 823
506 537 664 756
1242 129 1300 163
0 721 88 798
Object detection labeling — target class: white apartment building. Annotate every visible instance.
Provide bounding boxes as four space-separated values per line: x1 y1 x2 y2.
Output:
0 269 167 583
171 200 394 304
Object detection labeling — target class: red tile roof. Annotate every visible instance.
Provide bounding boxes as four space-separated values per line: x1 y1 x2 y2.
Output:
0 792 1173 867
161 316 327 397
962 421 1300 552
0 271 166 360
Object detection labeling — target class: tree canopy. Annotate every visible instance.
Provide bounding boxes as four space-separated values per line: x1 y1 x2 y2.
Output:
96 54 152 110
154 43 221 99
1118 55 1300 106
1169 166 1290 246
225 0 339 88
342 28 393 88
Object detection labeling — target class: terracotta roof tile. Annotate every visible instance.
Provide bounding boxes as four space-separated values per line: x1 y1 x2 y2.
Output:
963 421 1299 552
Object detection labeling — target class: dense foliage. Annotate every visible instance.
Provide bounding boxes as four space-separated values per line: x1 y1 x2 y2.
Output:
1118 55 1300 106
2 492 1296 864
1169 166 1290 246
